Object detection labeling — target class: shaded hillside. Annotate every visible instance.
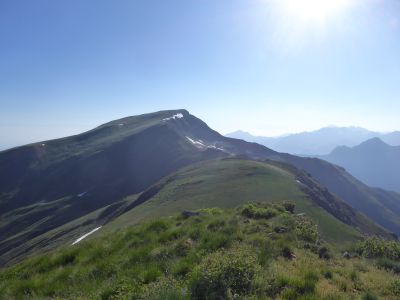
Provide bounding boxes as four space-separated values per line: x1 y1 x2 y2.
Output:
320 138 400 193
281 154 400 236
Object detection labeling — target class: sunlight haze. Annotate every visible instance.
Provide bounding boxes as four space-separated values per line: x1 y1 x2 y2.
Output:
0 0 399 149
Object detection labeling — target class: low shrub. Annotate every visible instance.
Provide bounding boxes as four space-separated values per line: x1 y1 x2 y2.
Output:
318 246 331 259
355 238 400 260
283 202 296 214
241 204 278 220
190 245 260 299
295 217 319 243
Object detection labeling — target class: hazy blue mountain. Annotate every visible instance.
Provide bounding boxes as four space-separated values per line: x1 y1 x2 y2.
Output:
227 127 400 155
383 131 400 145
321 138 400 193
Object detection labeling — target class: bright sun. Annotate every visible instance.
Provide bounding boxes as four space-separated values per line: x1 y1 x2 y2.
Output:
277 0 352 23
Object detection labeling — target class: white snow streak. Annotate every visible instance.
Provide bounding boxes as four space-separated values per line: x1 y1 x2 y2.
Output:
186 136 206 148
163 113 184 121
186 137 226 152
207 145 225 151
77 192 87 197
72 227 102 245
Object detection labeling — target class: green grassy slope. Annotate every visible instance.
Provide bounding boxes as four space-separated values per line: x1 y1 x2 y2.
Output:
106 159 387 244
1 203 399 300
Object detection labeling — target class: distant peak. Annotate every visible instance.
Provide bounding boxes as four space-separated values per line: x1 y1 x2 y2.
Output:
225 130 255 139
358 137 388 148
231 130 252 135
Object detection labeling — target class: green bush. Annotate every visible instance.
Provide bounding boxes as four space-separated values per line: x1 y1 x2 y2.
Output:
356 238 400 260
241 204 278 220
190 245 260 299
295 217 319 243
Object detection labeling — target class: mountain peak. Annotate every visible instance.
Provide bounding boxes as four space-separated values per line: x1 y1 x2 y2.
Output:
358 137 388 148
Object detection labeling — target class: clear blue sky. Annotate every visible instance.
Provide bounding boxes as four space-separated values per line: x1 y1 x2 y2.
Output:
1 0 399 149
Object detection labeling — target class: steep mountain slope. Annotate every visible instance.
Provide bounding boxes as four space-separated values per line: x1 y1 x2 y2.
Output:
320 138 400 193
0 110 228 265
1 109 399 266
227 127 400 155
105 158 388 243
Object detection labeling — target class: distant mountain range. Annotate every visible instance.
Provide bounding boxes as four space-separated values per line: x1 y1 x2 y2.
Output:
320 138 400 193
1 110 400 266
226 127 400 155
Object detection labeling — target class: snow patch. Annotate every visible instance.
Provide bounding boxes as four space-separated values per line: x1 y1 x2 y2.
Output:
295 180 302 184
72 227 102 245
186 137 227 152
207 145 225 151
77 191 87 198
186 136 206 148
41 143 46 147
118 123 124 127
163 113 184 121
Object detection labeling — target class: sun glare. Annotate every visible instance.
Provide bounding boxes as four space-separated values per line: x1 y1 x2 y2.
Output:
277 0 352 23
